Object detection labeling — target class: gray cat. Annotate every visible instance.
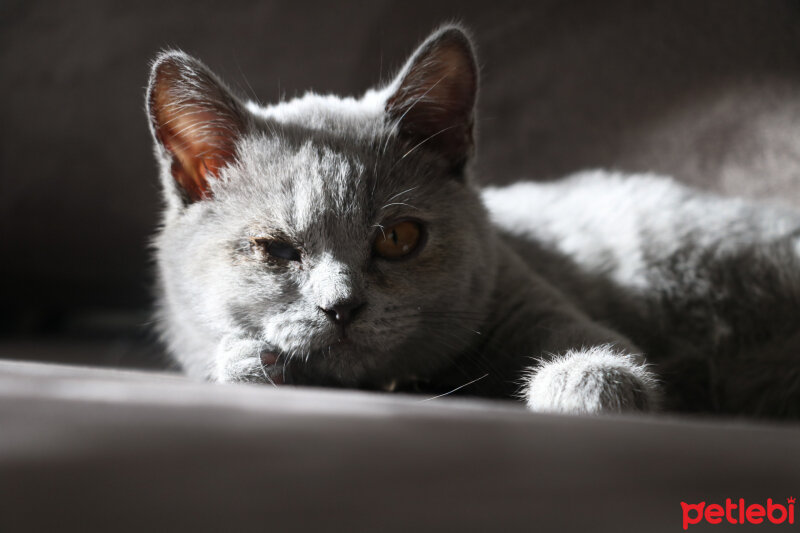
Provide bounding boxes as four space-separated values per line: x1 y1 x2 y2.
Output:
147 25 800 418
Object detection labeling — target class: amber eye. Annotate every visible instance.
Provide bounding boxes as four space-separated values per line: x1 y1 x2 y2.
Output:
373 220 423 260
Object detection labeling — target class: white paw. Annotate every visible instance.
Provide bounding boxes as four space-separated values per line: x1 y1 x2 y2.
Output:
213 336 269 383
523 345 658 414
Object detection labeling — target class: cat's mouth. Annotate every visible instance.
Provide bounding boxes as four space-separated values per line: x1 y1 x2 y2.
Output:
258 339 368 386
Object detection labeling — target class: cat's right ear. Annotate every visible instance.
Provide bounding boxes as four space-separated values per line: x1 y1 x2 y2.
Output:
146 51 249 203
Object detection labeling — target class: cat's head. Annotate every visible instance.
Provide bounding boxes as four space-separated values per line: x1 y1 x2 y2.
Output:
147 25 497 388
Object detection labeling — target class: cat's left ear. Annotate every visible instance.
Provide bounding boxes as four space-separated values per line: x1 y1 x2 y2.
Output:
386 25 478 175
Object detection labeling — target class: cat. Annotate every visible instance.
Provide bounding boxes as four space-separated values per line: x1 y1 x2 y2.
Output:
146 24 800 418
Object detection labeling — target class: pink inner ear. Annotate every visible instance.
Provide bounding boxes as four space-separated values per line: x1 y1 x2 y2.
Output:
150 58 242 202
156 106 235 202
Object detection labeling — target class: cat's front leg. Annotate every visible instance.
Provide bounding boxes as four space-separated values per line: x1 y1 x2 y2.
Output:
491 241 659 414
523 345 658 414
213 334 276 384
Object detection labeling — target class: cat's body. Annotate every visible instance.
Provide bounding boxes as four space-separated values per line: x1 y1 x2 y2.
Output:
487 173 800 415
147 26 800 418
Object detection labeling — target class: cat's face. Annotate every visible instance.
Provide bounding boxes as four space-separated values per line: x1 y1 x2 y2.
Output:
148 26 496 388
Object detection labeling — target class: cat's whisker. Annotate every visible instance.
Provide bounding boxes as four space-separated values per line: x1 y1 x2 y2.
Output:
414 323 500 376
389 74 449 134
234 57 261 104
399 125 458 161
373 224 387 240
257 358 278 388
386 186 419 203
418 374 489 402
383 124 458 179
378 74 449 160
380 202 417 211
371 137 384 198
418 309 486 316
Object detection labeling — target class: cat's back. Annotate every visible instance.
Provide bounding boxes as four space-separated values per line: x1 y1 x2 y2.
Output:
481 170 800 290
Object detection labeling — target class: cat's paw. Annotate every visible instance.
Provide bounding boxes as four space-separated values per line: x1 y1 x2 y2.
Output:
523 345 658 414
213 335 276 384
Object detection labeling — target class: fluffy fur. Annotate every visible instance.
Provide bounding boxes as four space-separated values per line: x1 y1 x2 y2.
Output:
147 25 800 418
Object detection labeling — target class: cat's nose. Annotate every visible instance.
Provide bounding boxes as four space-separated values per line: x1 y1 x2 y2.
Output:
319 300 365 327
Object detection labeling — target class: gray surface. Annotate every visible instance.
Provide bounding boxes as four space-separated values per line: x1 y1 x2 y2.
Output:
1 359 799 532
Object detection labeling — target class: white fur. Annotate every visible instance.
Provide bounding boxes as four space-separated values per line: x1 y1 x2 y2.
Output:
524 345 658 414
483 170 800 291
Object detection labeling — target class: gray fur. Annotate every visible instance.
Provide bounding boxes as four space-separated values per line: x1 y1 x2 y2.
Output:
147 25 800 418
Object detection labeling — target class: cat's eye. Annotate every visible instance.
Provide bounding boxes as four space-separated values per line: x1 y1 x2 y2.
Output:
251 238 302 262
373 220 423 260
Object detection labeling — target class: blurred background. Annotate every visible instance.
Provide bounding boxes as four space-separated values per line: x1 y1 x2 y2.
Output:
3 0 800 370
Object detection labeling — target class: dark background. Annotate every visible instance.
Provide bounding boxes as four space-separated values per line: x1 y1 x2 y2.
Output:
3 0 800 368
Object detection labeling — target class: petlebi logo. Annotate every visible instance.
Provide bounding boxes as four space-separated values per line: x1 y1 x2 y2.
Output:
681 498 795 529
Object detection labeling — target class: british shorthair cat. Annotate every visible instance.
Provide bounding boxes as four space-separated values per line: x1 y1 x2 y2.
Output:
147 25 800 417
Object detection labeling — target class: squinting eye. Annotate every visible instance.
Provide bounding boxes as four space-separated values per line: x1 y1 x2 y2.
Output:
251 239 302 262
373 220 423 260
